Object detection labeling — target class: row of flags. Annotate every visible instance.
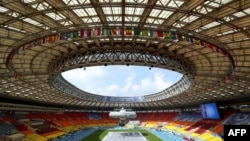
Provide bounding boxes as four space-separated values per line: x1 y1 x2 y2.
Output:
6 28 230 80
11 29 228 55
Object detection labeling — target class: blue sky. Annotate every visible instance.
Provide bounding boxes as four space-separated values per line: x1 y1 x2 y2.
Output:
62 65 182 97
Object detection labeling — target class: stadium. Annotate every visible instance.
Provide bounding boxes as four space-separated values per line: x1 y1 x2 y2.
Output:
0 0 250 141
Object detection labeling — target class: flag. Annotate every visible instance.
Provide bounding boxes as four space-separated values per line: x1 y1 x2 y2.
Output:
177 34 182 41
194 39 201 45
59 33 65 40
106 29 111 35
120 27 124 35
7 51 15 64
79 30 84 38
216 48 227 56
125 28 132 35
111 28 117 35
205 42 216 51
24 43 30 49
157 31 163 37
134 28 140 36
164 32 171 39
141 30 148 36
172 34 177 40
102 28 110 36
153 31 158 37
66 32 71 39
149 30 154 37
91 29 96 36
73 32 78 38
97 28 101 36
85 29 91 37
102 28 106 36
54 34 59 41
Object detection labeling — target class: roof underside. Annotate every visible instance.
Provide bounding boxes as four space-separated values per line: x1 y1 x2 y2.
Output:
1 0 250 110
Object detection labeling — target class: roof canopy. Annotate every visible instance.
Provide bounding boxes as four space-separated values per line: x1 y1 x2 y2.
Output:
0 0 250 110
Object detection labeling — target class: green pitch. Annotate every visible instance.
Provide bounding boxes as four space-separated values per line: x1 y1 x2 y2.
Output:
82 129 162 141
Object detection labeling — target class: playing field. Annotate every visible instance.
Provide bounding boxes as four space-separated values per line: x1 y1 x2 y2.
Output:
102 132 147 141
82 129 162 141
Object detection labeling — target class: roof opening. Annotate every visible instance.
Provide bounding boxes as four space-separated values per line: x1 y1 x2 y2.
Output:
62 65 183 97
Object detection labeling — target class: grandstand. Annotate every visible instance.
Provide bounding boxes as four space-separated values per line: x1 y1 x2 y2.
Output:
1 0 250 141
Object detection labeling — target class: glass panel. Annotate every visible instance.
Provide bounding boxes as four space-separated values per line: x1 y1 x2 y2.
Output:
31 2 51 11
156 0 170 6
0 6 8 13
73 9 88 17
23 0 36 3
46 12 66 20
202 21 221 29
85 8 97 16
158 11 173 18
126 0 148 4
150 9 161 17
23 18 40 25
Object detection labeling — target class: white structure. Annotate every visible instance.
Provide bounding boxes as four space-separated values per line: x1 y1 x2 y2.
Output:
109 107 137 126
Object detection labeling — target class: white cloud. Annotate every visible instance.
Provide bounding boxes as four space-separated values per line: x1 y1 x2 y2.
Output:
62 66 181 97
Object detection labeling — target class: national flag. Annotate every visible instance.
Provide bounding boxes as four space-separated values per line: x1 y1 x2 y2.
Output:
153 31 158 37
73 31 78 38
91 29 96 36
97 28 101 36
120 27 124 35
79 30 84 38
111 28 117 35
141 30 148 36
149 30 154 37
172 34 177 40
134 28 140 36
7 51 15 64
125 28 132 35
194 39 201 45
102 28 110 36
85 29 91 37
205 42 215 51
47 36 54 43
106 29 111 35
54 34 59 41
66 32 71 39
157 31 163 37
164 32 171 39
59 33 65 40
216 48 227 56
102 28 106 36
177 34 182 41
24 43 30 49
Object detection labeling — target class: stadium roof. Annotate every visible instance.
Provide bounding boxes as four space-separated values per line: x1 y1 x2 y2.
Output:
0 0 250 110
